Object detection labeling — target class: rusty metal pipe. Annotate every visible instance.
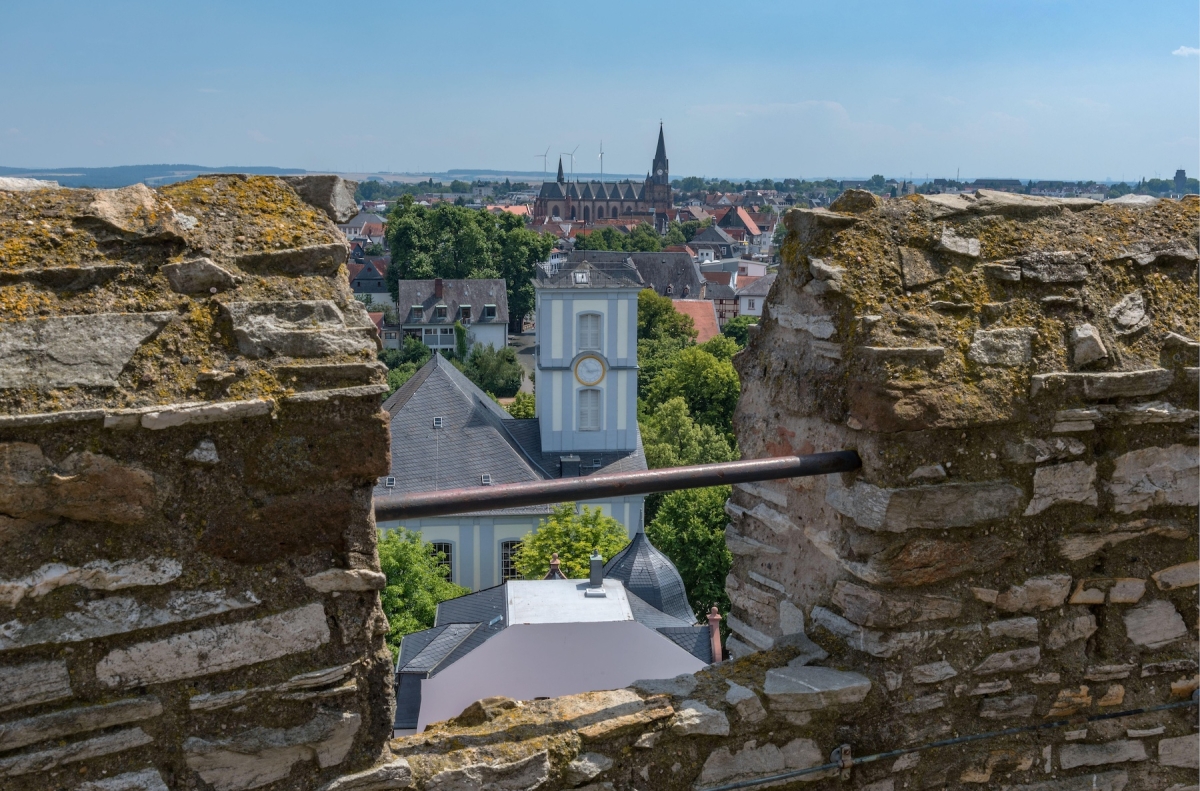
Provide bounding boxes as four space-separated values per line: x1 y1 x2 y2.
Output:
373 450 860 521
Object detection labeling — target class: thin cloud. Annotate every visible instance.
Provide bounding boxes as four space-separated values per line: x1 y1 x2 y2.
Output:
1172 46 1199 57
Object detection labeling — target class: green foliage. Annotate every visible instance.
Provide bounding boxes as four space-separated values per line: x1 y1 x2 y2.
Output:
574 223 662 253
512 503 629 579
646 485 732 621
363 243 385 256
385 197 553 330
377 528 469 658
641 397 737 469
449 179 471 193
645 346 740 435
637 289 696 342
505 391 536 418
380 338 432 396
867 174 886 189
699 334 740 362
720 314 757 347
386 363 419 395
636 336 689 400
454 321 468 359
462 343 524 398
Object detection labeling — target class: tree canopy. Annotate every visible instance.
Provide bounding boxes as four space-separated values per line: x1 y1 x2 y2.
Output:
377 528 469 658
637 288 696 342
512 503 629 579
641 397 737 470
385 196 554 331
720 314 757 347
461 343 524 397
646 485 732 622
644 345 740 436
379 338 432 396
574 223 662 253
505 391 536 418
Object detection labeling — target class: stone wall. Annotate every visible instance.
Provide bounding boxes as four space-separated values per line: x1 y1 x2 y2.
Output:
0 176 396 790
365 191 1198 791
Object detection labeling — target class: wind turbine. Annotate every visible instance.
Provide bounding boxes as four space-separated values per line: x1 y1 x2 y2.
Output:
534 147 549 178
598 141 605 183
561 145 579 180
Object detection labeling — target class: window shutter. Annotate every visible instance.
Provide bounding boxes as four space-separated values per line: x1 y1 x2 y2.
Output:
579 389 601 431
579 314 601 350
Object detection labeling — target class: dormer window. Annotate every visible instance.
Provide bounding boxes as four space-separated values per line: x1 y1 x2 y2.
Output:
458 305 471 324
410 305 423 320
434 304 448 320
483 304 497 321
573 270 589 284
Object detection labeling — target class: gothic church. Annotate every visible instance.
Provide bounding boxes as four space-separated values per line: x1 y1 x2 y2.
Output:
533 125 671 230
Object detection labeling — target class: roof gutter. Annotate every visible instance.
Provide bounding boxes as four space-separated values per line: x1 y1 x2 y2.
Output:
374 451 860 521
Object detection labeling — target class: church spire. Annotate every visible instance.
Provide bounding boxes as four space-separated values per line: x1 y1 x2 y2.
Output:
654 122 666 163
651 123 669 186
556 156 564 183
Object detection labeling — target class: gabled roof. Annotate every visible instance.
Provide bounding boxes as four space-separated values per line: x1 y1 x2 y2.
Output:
563 251 703 299
691 225 737 245
702 271 733 286
671 299 720 343
537 258 644 290
719 207 761 236
736 272 776 297
392 279 508 326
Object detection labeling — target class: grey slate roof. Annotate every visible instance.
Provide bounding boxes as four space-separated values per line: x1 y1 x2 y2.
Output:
538 180 646 202
377 354 645 514
657 627 713 664
604 531 696 624
563 251 704 299
537 258 644 289
736 272 777 297
392 278 509 326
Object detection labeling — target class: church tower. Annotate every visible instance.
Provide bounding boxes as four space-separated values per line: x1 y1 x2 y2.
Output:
644 124 671 229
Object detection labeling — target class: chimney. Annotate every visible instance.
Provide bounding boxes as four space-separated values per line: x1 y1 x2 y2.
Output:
707 606 723 663
585 550 606 597
559 455 581 478
434 278 443 298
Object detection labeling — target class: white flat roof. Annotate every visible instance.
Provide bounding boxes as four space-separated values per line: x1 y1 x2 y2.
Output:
506 579 633 625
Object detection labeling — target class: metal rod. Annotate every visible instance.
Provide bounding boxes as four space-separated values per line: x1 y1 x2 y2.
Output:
695 697 1200 791
373 451 861 521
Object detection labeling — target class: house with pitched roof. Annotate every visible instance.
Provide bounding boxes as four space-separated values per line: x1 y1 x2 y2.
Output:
375 259 649 590
394 536 715 734
736 272 776 318
392 278 508 353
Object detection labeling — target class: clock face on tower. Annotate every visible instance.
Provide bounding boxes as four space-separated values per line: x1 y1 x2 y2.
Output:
656 169 663 175
574 356 605 386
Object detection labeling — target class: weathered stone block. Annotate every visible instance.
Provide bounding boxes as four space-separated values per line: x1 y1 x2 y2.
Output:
696 738 829 786
563 753 613 786
96 603 330 687
725 682 767 724
1152 560 1199 590
1158 734 1199 769
1046 614 1097 651
424 751 550 791
0 658 72 712
985 575 1072 613
1025 461 1097 515
319 758 412 791
304 568 387 592
910 661 957 684
1108 291 1149 334
935 228 980 257
222 300 377 358
979 694 1037 720
830 580 961 628
1108 444 1200 513
973 647 1041 675
898 247 940 288
0 558 180 607
0 696 162 752
184 711 361 791
764 665 871 711
669 700 730 736
0 312 172 388
77 768 170 791
968 327 1036 367
1018 251 1089 282
987 617 1039 641
1030 369 1173 399
631 674 697 698
162 257 238 294
1122 600 1187 649
233 242 349 277
0 443 157 525
1070 323 1108 367
1059 740 1147 770
0 727 153 777
826 479 1023 532
281 174 359 223
1046 686 1093 716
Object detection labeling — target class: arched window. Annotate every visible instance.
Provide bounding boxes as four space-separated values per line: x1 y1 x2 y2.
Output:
552 205 561 218
578 313 602 350
583 206 590 222
597 206 604 219
578 389 602 431
500 540 521 580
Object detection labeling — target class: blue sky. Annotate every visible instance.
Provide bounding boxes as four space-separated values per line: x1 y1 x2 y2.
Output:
2 1 1196 180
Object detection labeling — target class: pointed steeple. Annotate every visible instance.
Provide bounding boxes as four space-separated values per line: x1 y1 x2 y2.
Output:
556 157 564 183
654 122 666 162
650 123 669 185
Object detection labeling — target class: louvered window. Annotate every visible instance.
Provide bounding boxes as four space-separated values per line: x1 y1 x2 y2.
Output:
578 313 601 351
578 388 601 431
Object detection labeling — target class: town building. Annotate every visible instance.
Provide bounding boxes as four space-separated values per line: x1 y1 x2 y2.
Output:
701 271 738 326
394 550 712 734
533 125 672 230
375 260 648 590
390 278 509 353
736 271 776 318
671 299 720 342
563 250 705 300
348 256 393 310
337 211 387 246
688 224 744 259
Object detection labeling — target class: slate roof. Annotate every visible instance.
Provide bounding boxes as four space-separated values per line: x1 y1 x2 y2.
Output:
691 225 737 246
376 354 645 514
537 258 644 289
736 272 776 298
562 251 704 299
538 180 646 202
392 279 509 326
605 531 696 623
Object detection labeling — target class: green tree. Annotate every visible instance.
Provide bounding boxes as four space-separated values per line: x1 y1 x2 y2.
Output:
512 503 629 579
637 288 696 341
462 344 524 397
721 315 757 347
647 486 732 621
505 391 536 418
645 346 740 435
663 222 687 246
699 334 740 362
450 179 471 193
636 336 689 400
626 222 663 252
377 528 469 658
453 321 468 359
640 397 738 522
380 338 432 396
385 363 419 395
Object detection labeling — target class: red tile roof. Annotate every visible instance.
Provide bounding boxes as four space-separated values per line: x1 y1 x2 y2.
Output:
702 271 733 286
368 311 385 331
672 299 720 343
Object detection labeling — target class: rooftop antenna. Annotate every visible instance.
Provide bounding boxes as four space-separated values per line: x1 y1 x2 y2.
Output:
561 145 579 180
598 141 604 183
534 147 549 178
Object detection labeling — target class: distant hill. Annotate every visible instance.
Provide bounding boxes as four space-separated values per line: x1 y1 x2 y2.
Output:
0 164 307 189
